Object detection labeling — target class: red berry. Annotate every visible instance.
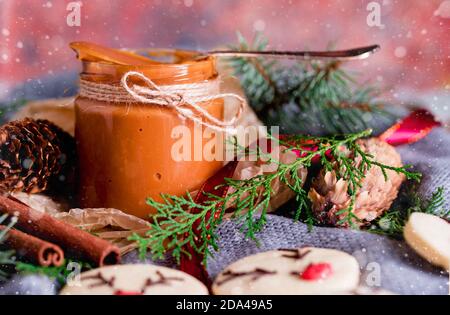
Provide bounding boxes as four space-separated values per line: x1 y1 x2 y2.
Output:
300 263 333 281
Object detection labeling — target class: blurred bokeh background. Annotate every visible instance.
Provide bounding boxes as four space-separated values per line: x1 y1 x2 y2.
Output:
0 0 449 106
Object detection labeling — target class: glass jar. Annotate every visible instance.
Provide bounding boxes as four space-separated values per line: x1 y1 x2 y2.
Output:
74 50 224 218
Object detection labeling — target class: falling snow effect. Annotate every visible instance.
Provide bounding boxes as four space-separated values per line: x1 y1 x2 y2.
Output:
0 0 449 295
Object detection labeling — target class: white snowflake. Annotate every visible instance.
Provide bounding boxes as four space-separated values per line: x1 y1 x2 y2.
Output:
253 20 266 32
183 0 193 7
394 46 407 58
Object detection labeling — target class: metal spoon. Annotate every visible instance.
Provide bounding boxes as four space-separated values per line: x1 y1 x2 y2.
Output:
207 44 380 61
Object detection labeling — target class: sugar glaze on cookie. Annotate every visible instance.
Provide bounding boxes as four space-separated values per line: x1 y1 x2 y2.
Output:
212 247 360 295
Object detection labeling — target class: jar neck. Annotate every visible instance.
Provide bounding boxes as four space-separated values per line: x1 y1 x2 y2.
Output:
79 50 218 85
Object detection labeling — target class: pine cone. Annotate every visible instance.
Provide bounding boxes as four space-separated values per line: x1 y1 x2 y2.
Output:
0 118 76 194
308 138 405 227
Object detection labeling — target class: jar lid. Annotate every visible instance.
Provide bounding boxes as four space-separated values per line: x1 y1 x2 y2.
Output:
74 44 217 85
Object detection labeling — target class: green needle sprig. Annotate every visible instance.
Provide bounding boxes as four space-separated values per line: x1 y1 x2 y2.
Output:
130 130 420 264
227 32 395 135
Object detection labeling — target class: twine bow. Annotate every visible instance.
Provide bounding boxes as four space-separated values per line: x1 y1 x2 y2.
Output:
120 71 246 134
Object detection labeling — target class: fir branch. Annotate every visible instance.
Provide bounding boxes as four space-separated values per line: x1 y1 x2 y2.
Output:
369 186 450 237
424 187 449 217
228 32 395 135
131 130 420 264
227 32 279 112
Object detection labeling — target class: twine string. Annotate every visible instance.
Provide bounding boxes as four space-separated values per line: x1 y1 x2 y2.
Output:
78 71 246 134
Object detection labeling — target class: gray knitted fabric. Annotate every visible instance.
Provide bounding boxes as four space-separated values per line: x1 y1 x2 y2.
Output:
124 127 450 295
202 128 450 295
205 215 448 295
1 127 449 295
0 275 57 295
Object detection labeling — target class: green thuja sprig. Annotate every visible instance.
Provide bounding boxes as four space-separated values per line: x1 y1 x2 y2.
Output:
130 130 420 265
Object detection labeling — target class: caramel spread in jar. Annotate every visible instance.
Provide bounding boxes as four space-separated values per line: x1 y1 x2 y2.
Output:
72 43 224 218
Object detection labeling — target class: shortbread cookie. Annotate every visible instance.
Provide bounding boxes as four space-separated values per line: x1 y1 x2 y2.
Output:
60 264 208 295
404 212 450 270
212 247 360 295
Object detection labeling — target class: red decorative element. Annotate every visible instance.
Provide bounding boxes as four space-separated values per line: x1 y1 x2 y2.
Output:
179 160 239 287
300 263 333 281
379 109 440 146
114 290 143 295
279 136 335 164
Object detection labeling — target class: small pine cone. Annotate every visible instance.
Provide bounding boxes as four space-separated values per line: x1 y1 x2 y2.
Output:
308 138 405 227
0 118 76 194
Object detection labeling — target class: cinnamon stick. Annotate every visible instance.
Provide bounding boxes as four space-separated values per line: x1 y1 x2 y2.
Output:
0 225 64 267
0 195 120 266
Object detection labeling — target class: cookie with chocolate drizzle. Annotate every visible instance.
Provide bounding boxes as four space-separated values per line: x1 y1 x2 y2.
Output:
212 247 360 295
59 264 208 295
